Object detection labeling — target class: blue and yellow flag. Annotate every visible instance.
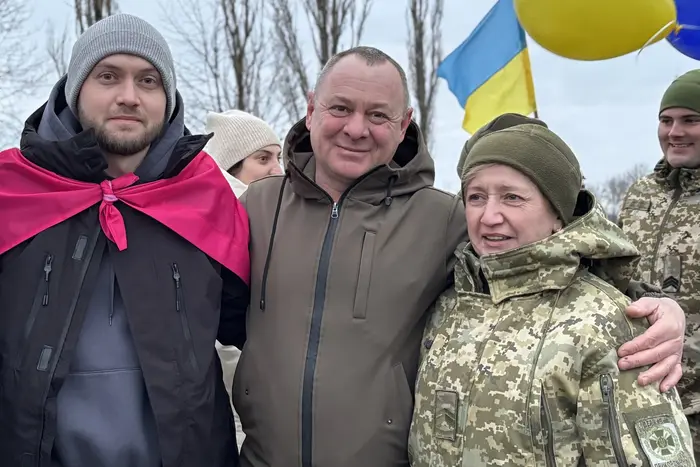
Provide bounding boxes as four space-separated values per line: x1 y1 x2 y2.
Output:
438 0 537 134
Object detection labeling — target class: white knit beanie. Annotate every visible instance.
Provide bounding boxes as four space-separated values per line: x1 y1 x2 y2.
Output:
203 110 281 172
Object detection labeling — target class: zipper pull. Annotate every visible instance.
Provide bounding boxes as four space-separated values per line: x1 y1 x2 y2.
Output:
42 255 53 306
600 374 611 402
171 263 181 312
331 202 339 219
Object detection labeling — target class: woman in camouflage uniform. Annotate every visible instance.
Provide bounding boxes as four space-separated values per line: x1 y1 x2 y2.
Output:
409 123 695 466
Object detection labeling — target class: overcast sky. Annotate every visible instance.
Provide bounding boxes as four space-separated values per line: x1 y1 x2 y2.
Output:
26 0 700 192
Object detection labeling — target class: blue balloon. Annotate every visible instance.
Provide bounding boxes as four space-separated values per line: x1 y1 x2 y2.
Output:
668 0 700 60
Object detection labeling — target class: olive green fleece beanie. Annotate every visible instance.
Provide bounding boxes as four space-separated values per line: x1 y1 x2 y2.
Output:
456 113 548 180
660 69 700 115
462 124 582 224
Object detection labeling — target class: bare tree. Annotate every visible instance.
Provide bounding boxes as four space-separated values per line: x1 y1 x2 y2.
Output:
75 0 117 34
406 0 443 149
46 21 71 78
161 0 278 130
270 0 374 123
588 164 649 222
0 0 48 145
47 0 119 79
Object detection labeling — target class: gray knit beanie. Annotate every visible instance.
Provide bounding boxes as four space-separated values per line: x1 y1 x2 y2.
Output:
65 13 176 120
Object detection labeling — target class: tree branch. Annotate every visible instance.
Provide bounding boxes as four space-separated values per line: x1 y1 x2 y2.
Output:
160 0 281 130
270 0 374 123
406 0 443 149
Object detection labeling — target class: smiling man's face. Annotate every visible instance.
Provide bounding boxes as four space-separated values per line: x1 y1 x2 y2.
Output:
305 54 412 189
658 107 700 169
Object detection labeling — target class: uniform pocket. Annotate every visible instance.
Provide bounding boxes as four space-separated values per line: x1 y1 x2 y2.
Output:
352 231 376 319
171 263 199 374
529 381 557 466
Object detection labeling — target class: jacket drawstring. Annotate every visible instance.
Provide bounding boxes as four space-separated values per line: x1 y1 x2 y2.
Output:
260 175 288 311
384 175 397 206
108 264 115 326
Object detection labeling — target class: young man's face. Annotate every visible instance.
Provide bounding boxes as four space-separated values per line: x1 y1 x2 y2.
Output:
78 54 167 157
658 107 700 169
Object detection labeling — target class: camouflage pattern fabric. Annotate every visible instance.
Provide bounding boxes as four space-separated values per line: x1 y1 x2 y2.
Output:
689 414 700 462
409 194 694 467
619 161 700 418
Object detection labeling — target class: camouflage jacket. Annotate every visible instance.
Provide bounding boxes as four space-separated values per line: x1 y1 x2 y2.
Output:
409 194 694 467
619 161 700 415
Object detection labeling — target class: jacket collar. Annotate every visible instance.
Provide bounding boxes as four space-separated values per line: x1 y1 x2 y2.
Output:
455 191 640 304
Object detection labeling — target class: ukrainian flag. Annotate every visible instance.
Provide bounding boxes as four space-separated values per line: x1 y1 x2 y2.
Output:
438 0 537 134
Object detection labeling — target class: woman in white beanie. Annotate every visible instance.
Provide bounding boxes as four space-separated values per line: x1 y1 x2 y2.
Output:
204 109 281 445
204 109 283 197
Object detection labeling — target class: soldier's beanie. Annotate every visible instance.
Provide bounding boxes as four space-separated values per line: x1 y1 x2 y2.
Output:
457 113 548 180
660 69 700 115
65 13 176 120
462 124 582 225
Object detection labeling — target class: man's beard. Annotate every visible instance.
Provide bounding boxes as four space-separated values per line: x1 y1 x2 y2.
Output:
94 120 164 156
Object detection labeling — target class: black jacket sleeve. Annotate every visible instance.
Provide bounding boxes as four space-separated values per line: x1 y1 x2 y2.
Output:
217 267 249 350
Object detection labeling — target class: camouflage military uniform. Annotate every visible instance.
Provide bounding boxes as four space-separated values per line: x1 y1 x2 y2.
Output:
409 195 694 466
619 161 700 458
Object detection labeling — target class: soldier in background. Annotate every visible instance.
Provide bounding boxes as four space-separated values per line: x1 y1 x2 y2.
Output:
619 69 700 461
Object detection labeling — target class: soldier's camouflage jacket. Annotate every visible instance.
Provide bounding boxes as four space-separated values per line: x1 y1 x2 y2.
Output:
619 161 700 415
409 193 694 467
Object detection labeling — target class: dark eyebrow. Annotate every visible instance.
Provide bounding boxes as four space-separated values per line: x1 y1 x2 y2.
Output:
93 63 158 75
660 113 700 120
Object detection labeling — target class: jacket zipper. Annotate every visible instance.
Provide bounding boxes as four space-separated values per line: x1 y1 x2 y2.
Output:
15 254 53 368
301 200 341 467
172 263 199 373
540 389 556 467
601 374 628 466
293 164 384 467
41 254 53 306
38 226 102 461
650 187 681 284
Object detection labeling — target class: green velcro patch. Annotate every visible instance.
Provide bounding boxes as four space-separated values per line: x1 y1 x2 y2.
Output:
634 414 693 466
434 390 458 441
626 199 652 212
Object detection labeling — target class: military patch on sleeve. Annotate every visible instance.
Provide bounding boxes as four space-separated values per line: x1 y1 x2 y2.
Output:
434 390 458 441
634 414 693 466
625 199 651 212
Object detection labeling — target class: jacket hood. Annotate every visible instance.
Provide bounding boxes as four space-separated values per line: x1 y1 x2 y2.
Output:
19 76 209 183
455 190 640 304
281 118 434 204
653 158 700 192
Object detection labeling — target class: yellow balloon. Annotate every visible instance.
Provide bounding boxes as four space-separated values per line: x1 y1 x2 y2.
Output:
514 0 678 61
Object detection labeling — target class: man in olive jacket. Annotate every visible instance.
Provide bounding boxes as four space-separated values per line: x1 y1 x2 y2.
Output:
235 47 687 467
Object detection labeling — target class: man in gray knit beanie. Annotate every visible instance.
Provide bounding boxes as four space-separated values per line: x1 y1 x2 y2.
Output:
60 13 178 171
65 13 176 121
0 12 249 467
